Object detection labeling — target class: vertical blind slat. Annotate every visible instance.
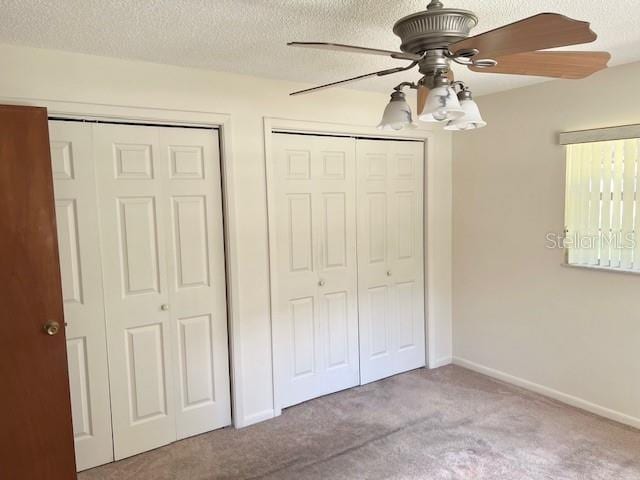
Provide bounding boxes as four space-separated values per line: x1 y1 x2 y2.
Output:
620 139 637 269
610 141 625 268
588 142 603 265
566 144 580 264
565 145 575 263
578 144 592 264
633 139 640 270
599 142 614 267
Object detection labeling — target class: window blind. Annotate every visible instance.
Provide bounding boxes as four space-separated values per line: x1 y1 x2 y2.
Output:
565 139 640 270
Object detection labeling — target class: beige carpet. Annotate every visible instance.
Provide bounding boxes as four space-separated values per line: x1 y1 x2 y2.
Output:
80 365 640 479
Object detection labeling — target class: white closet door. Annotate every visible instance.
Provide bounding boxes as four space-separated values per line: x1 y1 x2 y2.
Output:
50 121 114 471
271 133 359 409
158 128 231 439
356 139 425 384
94 124 177 460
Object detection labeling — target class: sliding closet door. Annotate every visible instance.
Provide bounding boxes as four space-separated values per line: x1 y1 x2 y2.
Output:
356 139 425 384
94 124 177 459
271 133 359 409
159 128 231 440
50 121 114 471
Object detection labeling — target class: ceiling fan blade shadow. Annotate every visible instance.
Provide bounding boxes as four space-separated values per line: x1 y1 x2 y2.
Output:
288 42 422 61
290 63 418 96
469 51 611 79
450 13 597 59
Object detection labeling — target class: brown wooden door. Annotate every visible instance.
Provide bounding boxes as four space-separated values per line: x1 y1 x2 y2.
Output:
0 105 77 479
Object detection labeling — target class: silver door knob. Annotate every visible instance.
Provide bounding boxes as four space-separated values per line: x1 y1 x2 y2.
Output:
318 279 325 287
43 320 61 336
386 270 392 276
160 304 170 311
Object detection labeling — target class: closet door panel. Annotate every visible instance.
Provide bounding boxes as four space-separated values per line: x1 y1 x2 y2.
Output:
367 193 388 265
290 296 317 378
94 124 176 460
288 193 315 273
159 128 231 440
396 280 417 350
50 121 114 471
367 285 392 359
323 290 349 369
272 135 323 408
357 145 393 381
118 196 161 294
271 134 359 409
357 140 425 384
315 143 359 394
389 143 425 373
125 323 168 421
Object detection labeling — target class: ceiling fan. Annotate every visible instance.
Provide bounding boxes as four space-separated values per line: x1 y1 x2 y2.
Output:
288 0 610 131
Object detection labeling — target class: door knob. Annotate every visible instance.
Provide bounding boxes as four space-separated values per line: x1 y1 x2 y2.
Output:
161 304 170 311
386 270 392 276
43 320 61 336
318 279 325 287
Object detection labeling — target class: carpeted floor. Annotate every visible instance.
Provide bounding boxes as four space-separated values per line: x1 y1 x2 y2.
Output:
79 365 640 480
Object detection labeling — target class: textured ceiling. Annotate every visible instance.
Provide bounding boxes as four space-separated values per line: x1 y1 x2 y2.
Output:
0 0 639 96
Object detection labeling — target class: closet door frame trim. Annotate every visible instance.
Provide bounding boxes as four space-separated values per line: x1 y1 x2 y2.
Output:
1 97 247 426
264 117 435 416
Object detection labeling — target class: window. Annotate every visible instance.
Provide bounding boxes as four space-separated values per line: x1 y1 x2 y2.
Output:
564 137 640 271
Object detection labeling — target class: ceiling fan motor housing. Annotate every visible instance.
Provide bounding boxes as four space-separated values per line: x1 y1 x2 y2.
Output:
393 2 478 55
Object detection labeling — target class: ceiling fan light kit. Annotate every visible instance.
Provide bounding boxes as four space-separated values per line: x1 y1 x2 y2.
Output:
417 73 465 123
444 88 486 131
377 87 415 131
289 0 610 132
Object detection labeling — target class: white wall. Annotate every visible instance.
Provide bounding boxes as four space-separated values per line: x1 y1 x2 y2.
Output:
427 132 453 368
452 61 640 428
0 44 453 427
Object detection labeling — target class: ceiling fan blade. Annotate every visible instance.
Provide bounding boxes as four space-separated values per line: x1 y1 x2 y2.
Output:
290 64 416 96
288 42 422 61
446 69 455 83
469 51 610 79
417 85 429 114
450 13 597 59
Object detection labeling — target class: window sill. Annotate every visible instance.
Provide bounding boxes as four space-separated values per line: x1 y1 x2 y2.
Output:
561 262 640 277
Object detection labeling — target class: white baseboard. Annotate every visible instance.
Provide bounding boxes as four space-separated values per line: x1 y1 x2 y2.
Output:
235 409 275 428
429 356 453 369
453 356 640 430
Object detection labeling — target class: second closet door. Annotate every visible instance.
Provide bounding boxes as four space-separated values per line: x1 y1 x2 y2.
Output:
95 124 230 460
271 133 360 409
356 139 425 384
